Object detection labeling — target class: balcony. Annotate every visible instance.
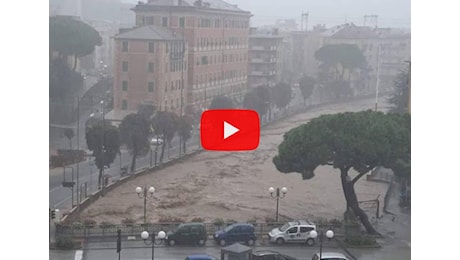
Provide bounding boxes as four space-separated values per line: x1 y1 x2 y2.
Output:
249 70 276 76
249 58 277 63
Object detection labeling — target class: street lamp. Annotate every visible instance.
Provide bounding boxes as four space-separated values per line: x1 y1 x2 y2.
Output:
310 229 334 260
100 100 105 189
269 186 287 222
136 186 155 224
141 230 166 260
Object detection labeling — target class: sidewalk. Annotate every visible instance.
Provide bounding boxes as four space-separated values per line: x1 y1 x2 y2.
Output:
350 179 411 260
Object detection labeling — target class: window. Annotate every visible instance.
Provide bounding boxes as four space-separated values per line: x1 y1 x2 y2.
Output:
164 100 168 111
190 226 199 234
122 61 128 72
148 42 155 53
121 100 128 110
122 80 128 91
162 17 168 27
300 227 314 233
179 17 185 28
176 98 179 108
165 82 168 92
122 41 128 52
201 56 208 65
148 62 154 73
287 227 298 234
146 16 154 25
148 82 154 92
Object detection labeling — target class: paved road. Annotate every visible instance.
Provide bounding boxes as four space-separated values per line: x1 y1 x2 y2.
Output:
81 241 349 260
49 135 201 213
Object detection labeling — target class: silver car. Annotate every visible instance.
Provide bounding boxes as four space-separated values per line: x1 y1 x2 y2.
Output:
268 220 316 245
311 252 349 260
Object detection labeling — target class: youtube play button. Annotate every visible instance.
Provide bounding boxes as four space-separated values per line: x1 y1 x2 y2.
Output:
200 109 260 151
224 121 240 139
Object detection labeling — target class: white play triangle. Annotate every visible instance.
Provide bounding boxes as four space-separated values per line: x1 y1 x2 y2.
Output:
223 121 239 139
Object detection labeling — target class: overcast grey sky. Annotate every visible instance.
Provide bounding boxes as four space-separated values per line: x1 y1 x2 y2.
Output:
120 0 411 28
229 0 410 28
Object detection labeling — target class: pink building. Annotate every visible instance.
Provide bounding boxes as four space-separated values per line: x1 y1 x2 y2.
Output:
112 26 188 117
132 0 251 110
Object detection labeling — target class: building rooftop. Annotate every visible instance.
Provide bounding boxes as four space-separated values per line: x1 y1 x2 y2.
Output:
114 25 183 41
327 24 378 39
140 0 248 13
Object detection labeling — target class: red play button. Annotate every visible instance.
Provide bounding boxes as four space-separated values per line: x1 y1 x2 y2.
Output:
200 109 260 151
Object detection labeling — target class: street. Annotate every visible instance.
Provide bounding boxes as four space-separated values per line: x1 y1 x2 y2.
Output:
49 134 201 213
81 240 350 260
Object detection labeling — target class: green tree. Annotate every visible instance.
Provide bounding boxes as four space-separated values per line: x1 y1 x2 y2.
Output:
119 113 151 173
315 44 367 82
50 16 102 70
273 110 410 234
86 122 120 189
387 70 410 113
151 111 179 163
64 128 75 149
298 76 316 106
177 115 193 154
137 104 156 120
272 82 292 113
243 86 271 120
209 95 235 109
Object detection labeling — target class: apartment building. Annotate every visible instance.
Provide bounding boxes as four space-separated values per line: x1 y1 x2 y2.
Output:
112 25 188 118
132 0 251 111
248 28 283 88
322 23 410 94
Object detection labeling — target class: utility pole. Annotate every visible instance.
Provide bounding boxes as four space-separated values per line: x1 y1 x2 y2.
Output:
301 12 309 33
76 98 80 204
375 42 382 111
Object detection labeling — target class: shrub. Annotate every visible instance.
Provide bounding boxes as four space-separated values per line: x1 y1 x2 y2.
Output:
71 221 84 229
264 216 276 223
99 221 116 229
329 218 343 227
83 219 96 227
247 217 257 225
158 215 184 223
212 218 225 226
191 217 204 223
121 218 135 226
226 219 237 225
56 237 75 250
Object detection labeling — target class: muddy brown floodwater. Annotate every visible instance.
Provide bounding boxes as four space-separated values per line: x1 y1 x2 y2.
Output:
78 98 389 223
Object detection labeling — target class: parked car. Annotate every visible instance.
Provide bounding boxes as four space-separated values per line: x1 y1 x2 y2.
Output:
252 250 298 260
311 252 349 260
214 223 256 246
185 254 218 260
268 220 317 245
165 223 207 246
150 137 164 145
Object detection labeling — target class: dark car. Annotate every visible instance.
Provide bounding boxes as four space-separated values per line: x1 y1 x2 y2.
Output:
165 223 207 246
185 254 218 260
252 250 298 260
214 223 256 246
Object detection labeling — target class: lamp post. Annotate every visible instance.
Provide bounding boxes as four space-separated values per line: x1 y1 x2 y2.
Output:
269 186 287 222
100 100 105 189
141 230 166 260
310 229 334 260
136 186 155 224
